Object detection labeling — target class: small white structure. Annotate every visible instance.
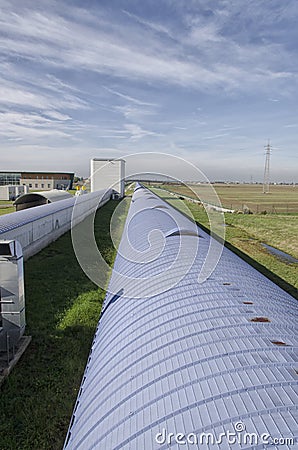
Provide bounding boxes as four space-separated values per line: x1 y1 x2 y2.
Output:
90 159 125 197
0 185 28 201
0 240 25 350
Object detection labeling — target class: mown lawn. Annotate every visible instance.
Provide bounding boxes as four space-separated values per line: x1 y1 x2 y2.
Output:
0 206 15 216
0 199 130 450
0 200 14 216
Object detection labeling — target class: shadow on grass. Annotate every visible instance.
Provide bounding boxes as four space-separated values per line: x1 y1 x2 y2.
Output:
0 200 120 450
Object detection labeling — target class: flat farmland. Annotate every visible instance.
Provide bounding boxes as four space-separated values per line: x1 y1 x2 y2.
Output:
158 183 298 213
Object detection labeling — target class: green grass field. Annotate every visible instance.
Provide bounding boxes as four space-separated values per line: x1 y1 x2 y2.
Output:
0 200 14 216
150 187 298 295
156 183 298 213
0 199 130 450
0 206 14 216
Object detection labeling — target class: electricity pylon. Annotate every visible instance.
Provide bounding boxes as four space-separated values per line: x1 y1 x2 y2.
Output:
263 140 272 194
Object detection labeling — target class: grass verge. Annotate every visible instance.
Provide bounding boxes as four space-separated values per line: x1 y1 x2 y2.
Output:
0 198 130 450
0 201 14 216
0 207 15 216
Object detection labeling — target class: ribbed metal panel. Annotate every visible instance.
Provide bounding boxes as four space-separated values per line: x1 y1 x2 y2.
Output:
65 184 298 450
0 190 112 260
0 190 108 235
14 189 72 207
0 197 75 234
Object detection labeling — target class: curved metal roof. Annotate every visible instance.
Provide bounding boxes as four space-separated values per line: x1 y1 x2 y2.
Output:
14 189 72 206
0 190 110 235
64 184 298 450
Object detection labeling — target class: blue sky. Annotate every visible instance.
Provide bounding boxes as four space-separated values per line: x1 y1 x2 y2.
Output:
0 0 297 181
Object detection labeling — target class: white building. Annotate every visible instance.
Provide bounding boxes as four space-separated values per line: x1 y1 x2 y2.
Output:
90 159 125 197
0 185 29 201
0 171 74 190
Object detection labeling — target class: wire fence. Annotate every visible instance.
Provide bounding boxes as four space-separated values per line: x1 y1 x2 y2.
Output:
223 203 298 214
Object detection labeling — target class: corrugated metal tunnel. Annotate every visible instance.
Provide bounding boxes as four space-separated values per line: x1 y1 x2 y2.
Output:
0 189 112 260
14 189 72 211
64 184 298 450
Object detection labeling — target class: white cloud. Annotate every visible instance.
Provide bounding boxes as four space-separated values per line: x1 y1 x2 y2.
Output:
115 105 157 122
284 123 298 128
124 123 162 140
0 110 76 141
203 133 230 140
0 2 295 93
0 84 48 109
103 87 156 106
0 75 89 111
0 1 297 180
122 9 174 38
44 111 72 121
